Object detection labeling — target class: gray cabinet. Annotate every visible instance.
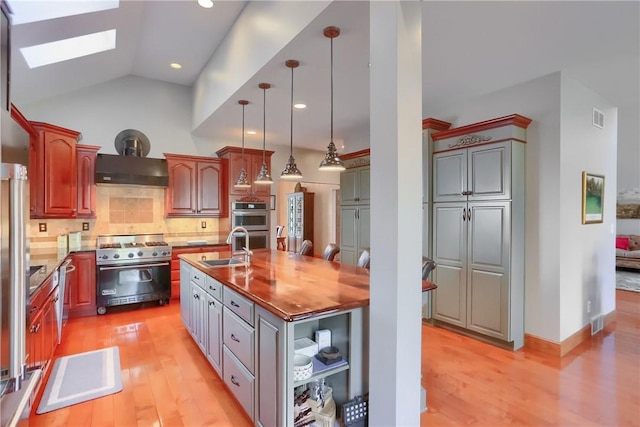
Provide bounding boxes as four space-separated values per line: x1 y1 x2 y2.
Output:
340 205 370 265
189 282 206 353
432 201 511 340
286 192 314 254
430 116 530 350
340 166 370 206
255 306 365 426
179 262 191 324
340 156 371 266
205 294 222 376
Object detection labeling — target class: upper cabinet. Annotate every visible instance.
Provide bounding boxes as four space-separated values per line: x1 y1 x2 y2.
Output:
76 144 100 218
29 122 81 218
216 146 274 202
340 149 370 206
164 153 228 218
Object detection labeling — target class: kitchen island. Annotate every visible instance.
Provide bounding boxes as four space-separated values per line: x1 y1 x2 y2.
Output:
179 249 371 426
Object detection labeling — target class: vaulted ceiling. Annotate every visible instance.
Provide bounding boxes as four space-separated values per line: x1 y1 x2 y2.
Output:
7 1 639 153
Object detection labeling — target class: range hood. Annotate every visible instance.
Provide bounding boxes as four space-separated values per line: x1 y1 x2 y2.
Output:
95 153 169 186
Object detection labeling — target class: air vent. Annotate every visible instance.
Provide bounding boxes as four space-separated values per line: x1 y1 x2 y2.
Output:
591 315 604 335
592 108 604 129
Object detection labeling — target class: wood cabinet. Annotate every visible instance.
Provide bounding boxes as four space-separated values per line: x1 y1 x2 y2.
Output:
164 153 228 218
29 122 81 218
27 277 59 378
286 192 314 254
215 146 274 202
430 114 531 350
340 150 371 265
76 144 100 218
65 252 97 317
171 245 229 301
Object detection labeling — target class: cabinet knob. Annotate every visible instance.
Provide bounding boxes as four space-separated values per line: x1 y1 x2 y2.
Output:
231 375 240 387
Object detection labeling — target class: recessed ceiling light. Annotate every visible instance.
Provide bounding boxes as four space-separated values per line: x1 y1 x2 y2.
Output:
246 130 257 135
170 62 182 69
198 0 214 8
20 29 116 69
294 103 306 109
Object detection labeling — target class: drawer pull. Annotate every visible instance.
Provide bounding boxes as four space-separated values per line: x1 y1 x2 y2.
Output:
230 375 240 387
230 334 240 343
230 301 240 308
30 305 38 313
30 323 41 334
194 294 200 300
209 285 217 291
208 301 215 306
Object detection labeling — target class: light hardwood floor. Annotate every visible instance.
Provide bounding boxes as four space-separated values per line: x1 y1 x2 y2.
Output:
24 290 639 426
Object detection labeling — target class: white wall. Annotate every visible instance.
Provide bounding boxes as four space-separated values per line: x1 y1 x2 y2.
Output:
559 75 617 340
424 71 616 343
20 76 200 158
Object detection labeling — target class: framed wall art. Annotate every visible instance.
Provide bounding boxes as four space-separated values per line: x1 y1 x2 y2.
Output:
582 171 604 224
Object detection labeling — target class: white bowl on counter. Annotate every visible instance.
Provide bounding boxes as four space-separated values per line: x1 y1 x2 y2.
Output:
293 354 313 381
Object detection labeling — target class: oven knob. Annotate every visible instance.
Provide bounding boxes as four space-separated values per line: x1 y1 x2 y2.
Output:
152 251 158 256
101 255 109 260
113 254 120 259
128 253 134 258
137 251 143 257
162 251 169 256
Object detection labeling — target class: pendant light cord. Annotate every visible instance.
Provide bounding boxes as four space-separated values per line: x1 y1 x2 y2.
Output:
262 86 266 164
330 36 334 143
290 65 294 156
241 103 246 170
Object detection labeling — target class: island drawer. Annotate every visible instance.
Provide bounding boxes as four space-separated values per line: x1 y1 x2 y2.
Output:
204 276 223 301
223 287 254 326
190 269 206 286
223 346 255 421
223 307 255 373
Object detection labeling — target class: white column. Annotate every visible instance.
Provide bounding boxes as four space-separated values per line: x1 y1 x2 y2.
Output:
369 1 423 426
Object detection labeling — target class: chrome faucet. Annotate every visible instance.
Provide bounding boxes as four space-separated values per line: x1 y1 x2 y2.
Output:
226 226 253 264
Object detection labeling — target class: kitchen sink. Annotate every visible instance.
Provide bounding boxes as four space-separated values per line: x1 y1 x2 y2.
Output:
198 258 246 268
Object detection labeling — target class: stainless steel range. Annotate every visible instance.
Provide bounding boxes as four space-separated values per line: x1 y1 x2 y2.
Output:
95 234 171 314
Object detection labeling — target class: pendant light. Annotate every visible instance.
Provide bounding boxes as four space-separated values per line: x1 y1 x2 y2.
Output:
319 26 345 171
234 100 251 188
281 59 303 180
255 82 274 185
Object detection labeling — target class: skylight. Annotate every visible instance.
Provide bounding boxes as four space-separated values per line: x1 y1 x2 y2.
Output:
20 29 116 68
7 0 120 25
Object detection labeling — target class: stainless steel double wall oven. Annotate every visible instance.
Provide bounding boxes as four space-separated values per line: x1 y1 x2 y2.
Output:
231 201 270 251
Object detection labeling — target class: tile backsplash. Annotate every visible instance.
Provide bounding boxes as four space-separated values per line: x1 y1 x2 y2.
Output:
30 184 225 251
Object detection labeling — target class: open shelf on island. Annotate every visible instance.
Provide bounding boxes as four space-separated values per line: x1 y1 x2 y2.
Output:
294 357 349 387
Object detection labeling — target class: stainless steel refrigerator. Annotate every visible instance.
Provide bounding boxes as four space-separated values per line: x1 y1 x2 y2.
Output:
0 163 40 426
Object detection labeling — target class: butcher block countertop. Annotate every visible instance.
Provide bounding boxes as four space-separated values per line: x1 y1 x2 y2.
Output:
179 249 436 322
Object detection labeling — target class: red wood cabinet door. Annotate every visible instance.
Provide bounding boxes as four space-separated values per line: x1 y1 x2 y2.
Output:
166 158 197 216
27 308 44 370
69 252 97 317
29 134 43 217
76 145 99 218
44 132 77 217
197 160 227 217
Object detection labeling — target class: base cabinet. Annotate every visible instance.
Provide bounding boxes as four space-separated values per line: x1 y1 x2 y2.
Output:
179 260 366 426
171 245 229 301
66 252 96 318
27 278 59 378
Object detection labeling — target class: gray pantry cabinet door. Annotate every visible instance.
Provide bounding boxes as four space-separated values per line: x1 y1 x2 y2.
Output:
433 142 511 203
340 167 370 205
206 294 223 376
432 203 467 327
466 201 511 341
340 206 359 265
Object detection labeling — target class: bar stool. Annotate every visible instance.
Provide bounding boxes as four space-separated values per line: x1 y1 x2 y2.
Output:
322 243 340 261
